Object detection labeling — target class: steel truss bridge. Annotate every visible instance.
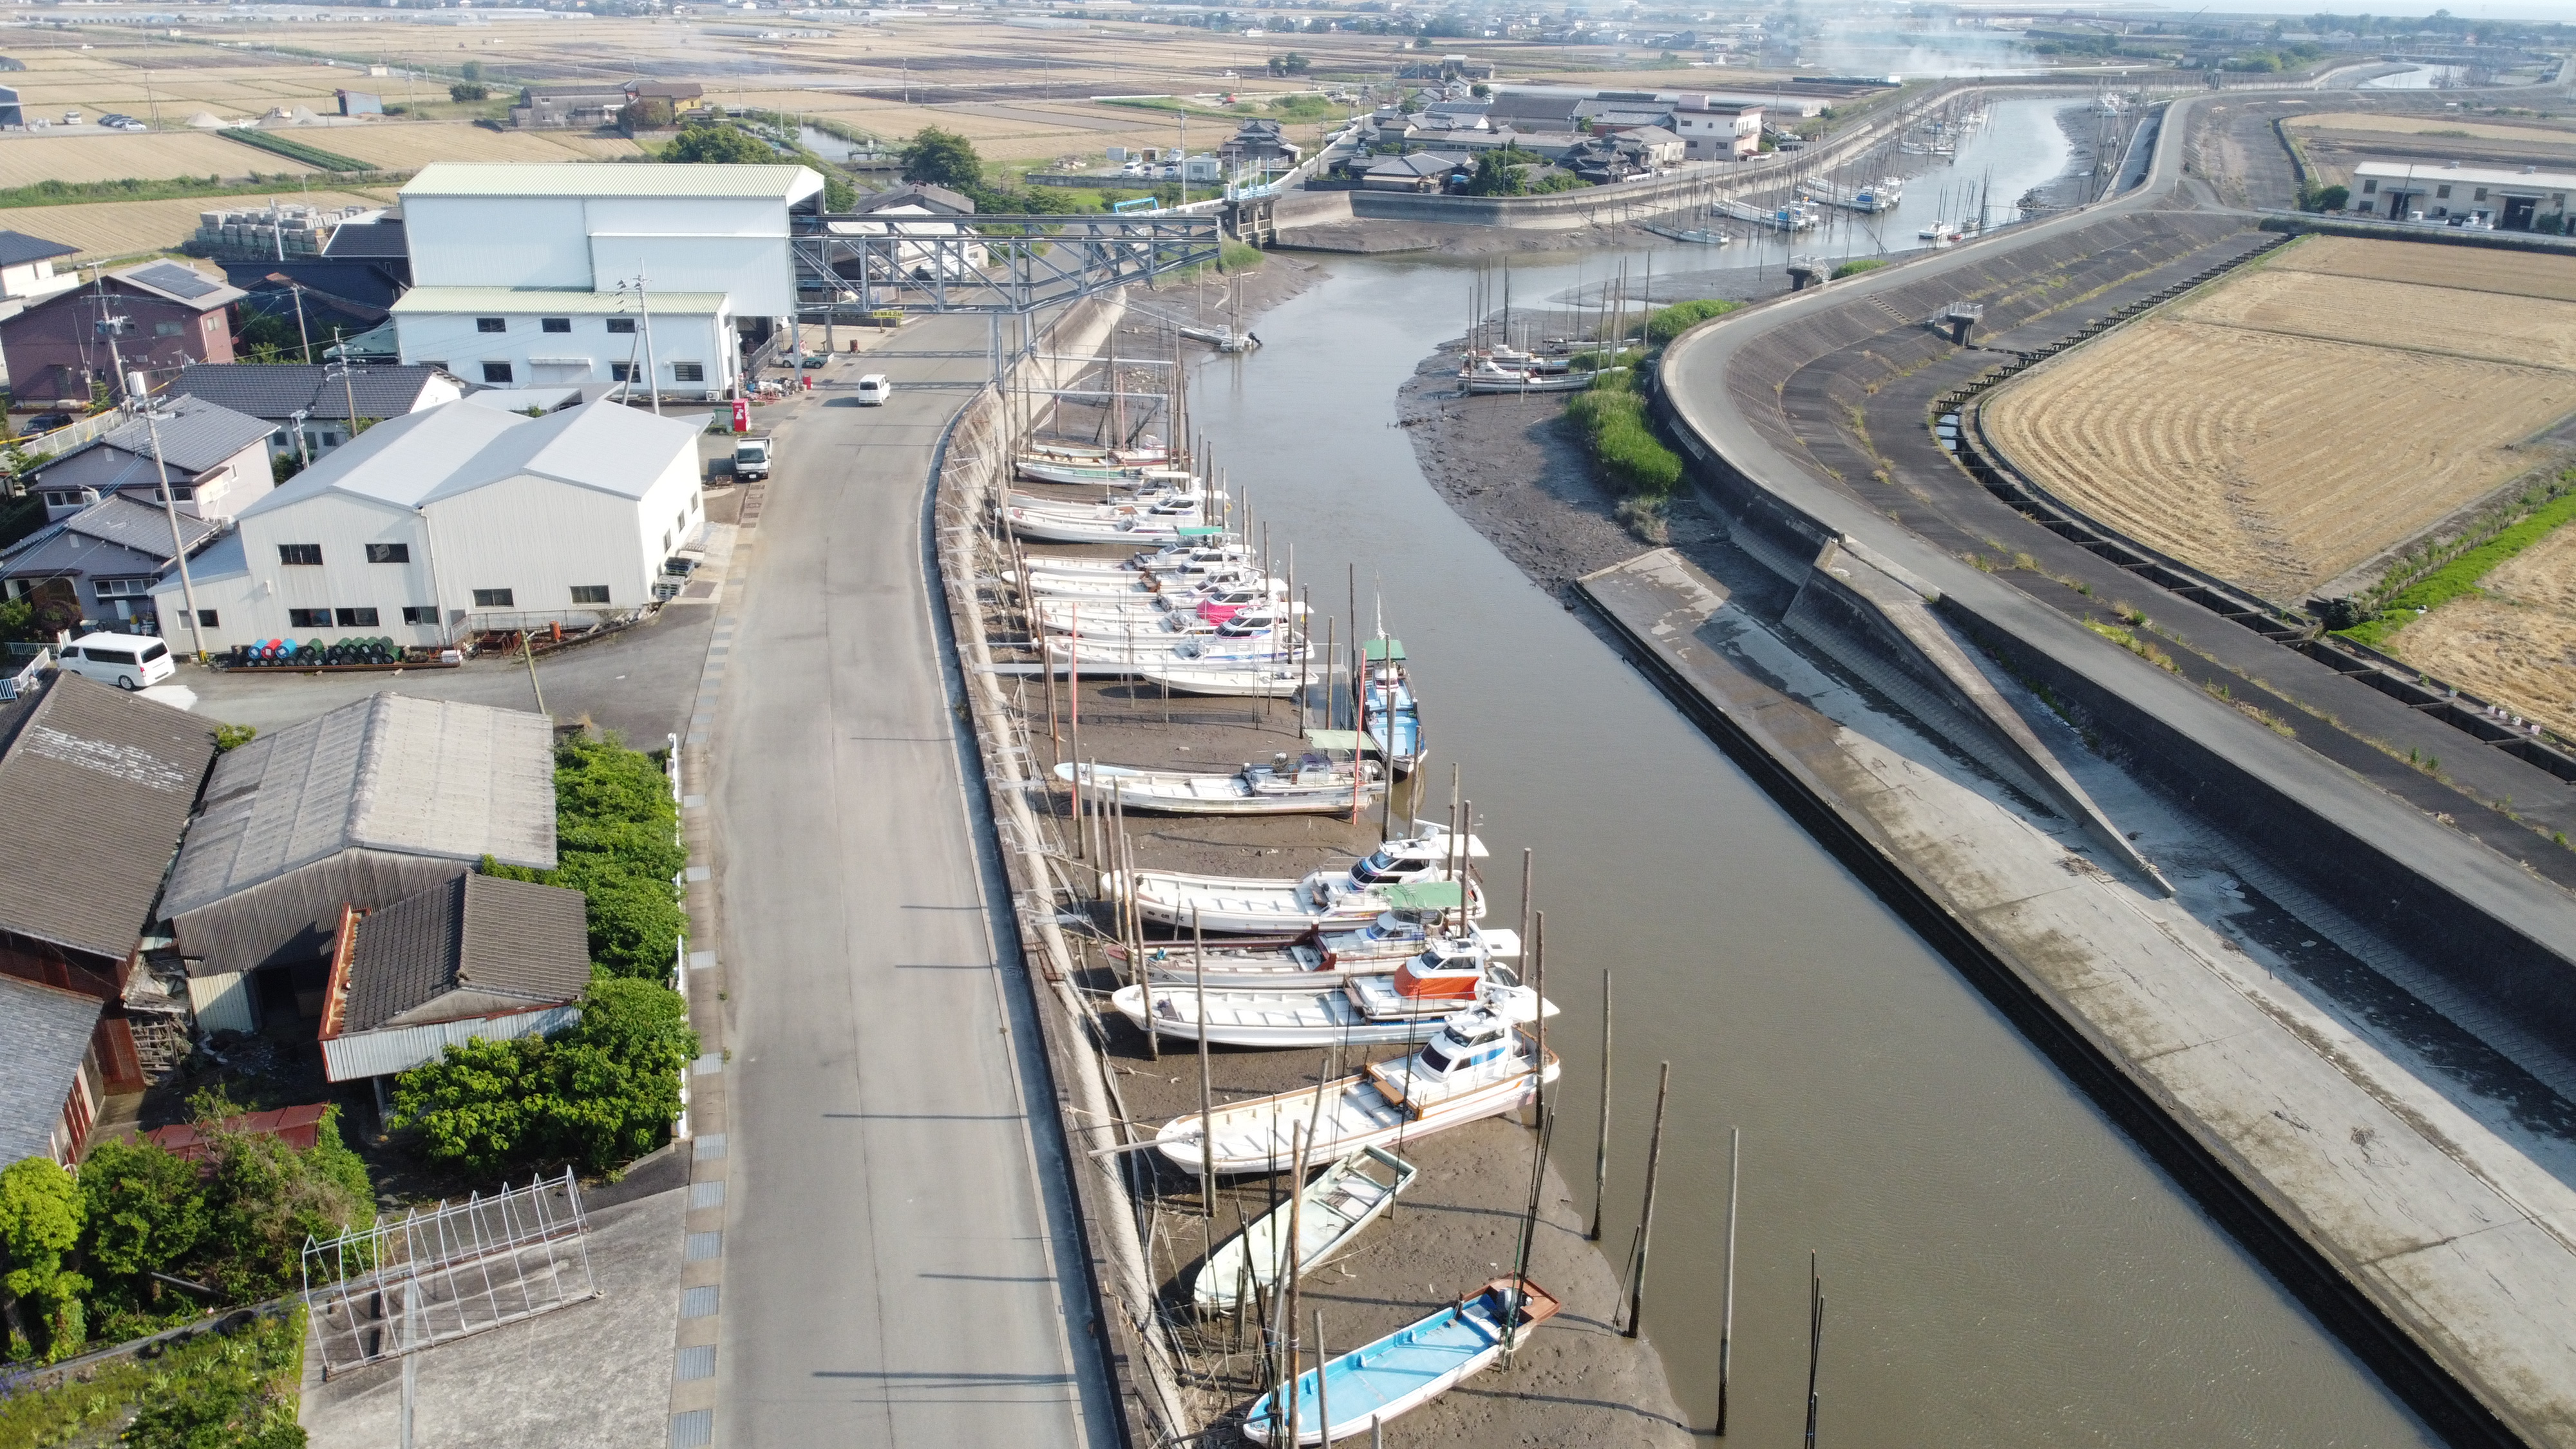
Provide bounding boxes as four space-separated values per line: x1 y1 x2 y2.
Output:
790 211 1224 318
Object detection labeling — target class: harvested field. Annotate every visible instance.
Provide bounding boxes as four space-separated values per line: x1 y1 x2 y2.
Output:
0 131 314 187
0 187 395 260
1982 236 2576 601
2272 232 2576 305
2385 518 2576 740
296 122 645 169
2286 111 2576 146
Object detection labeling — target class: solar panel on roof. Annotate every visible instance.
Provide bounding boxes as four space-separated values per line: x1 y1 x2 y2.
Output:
128 261 220 299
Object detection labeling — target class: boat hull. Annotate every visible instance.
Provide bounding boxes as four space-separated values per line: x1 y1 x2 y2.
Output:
1059 762 1381 818
1240 1277 1562 1445
1154 1052 1558 1175
1112 983 1462 1049
1193 1147 1414 1315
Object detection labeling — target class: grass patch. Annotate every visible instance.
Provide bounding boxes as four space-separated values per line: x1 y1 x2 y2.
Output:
1567 372 1683 498
2340 489 2576 647
216 129 376 173
1267 93 1341 122
1100 96 1247 120
2083 618 2177 670
1640 298 1738 346
0 1307 305 1449
1166 238 1267 283
0 173 403 211
1830 257 1888 280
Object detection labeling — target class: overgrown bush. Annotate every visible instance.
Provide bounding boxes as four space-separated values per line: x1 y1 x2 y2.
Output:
488 735 685 978
1830 258 1888 280
0 1307 305 1449
393 978 697 1179
2341 489 2576 647
1642 298 1738 346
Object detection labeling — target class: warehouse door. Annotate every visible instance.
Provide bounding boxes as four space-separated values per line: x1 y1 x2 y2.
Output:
2504 195 2539 231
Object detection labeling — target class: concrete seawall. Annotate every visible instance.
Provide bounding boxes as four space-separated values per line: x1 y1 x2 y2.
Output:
1635 89 2576 1448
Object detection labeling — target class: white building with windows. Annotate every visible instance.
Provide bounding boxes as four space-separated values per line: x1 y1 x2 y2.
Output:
390 162 826 401
2350 159 2576 231
151 399 703 648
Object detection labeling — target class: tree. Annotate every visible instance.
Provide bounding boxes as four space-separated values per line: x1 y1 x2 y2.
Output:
449 82 489 102
394 978 697 1179
458 60 484 82
1465 149 1527 196
194 1104 373 1302
77 1137 209 1286
901 126 985 193
663 122 777 165
0 1157 88 1359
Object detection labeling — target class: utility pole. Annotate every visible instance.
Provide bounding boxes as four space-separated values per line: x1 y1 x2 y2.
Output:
332 330 359 431
129 371 207 661
289 283 312 363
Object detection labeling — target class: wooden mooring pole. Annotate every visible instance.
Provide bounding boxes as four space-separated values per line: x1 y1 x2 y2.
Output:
1803 1252 1824 1449
1196 906 1213 1218
1588 970 1611 1242
1621 1061 1670 1340
1718 1125 1739 1435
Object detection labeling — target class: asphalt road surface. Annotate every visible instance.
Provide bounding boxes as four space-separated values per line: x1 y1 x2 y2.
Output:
708 316 1112 1447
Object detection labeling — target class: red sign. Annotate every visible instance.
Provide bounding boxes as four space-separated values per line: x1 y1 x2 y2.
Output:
731 398 750 433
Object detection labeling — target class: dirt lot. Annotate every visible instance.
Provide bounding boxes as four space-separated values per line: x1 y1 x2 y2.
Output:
1982 235 2576 602
2385 518 2576 741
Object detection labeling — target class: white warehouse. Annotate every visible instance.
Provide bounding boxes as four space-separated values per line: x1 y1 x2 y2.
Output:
153 400 704 648
392 162 826 401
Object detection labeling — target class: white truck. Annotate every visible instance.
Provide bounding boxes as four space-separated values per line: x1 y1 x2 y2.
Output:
733 432 775 481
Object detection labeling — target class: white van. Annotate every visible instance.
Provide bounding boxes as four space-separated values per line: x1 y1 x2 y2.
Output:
58 632 175 691
853 374 892 406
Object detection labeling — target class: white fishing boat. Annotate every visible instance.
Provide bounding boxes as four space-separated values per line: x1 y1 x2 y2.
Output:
1459 366 1608 395
1128 914 1520 991
1009 468 1197 500
1016 457 1162 485
1023 439 1167 466
1135 655 1309 698
1041 611 1301 673
1241 1277 1562 1445
1009 497 1214 546
1111 829 1485 934
1012 538 1249 583
1640 220 1729 245
1057 746 1383 817
1114 966 1554 1050
1034 583 1291 634
1152 989 1559 1175
1191 1147 1416 1315
1018 562 1268 601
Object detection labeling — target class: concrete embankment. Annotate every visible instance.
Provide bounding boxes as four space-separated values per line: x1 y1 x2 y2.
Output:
1627 90 2576 1449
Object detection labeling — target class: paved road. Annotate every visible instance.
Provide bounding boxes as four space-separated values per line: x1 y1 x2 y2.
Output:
708 316 1112 1448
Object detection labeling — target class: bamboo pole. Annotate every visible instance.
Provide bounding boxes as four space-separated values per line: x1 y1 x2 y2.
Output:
1804 1253 1824 1449
1314 1308 1332 1449
1589 971 1612 1242
1283 1122 1307 1448
1622 1061 1671 1339
1196 907 1213 1218
1718 1125 1739 1436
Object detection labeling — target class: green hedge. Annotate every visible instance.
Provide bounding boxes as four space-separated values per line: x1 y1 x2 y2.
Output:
393 978 697 1179
2342 490 2576 647
488 736 685 980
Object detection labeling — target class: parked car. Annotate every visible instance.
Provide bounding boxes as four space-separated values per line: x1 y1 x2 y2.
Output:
19 412 74 437
853 374 891 406
57 632 175 690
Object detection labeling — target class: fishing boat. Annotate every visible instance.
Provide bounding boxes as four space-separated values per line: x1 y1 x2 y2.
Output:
1191 1147 1416 1316
1023 439 1168 466
1034 583 1292 634
1011 536 1249 582
1357 636 1424 777
1113 963 1553 1050
1041 611 1301 673
1016 457 1164 485
1799 176 1904 213
1459 366 1607 396
1130 914 1521 991
1134 654 1308 698
1714 196 1819 231
1640 220 1730 245
1018 563 1269 601
1009 468 1197 500
1057 747 1383 818
1179 323 1260 353
1112 829 1484 934
1240 1277 1563 1445
1007 497 1214 546
1151 989 1559 1175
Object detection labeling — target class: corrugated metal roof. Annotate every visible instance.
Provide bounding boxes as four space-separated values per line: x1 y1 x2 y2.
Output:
340 873 587 1032
0 675 218 961
237 399 701 519
88 397 277 472
166 365 449 424
400 162 822 203
0 495 222 575
321 1004 577 1083
390 287 728 317
0 975 100 1163
164 695 555 922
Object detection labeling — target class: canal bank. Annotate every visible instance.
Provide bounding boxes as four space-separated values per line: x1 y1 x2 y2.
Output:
1182 240 2445 1443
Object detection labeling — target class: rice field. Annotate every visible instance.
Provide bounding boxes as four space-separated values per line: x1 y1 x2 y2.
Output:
0 130 312 188
0 188 396 261
2384 518 2576 741
293 123 645 169
1982 235 2576 602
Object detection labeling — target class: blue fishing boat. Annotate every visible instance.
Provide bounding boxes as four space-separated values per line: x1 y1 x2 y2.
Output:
1359 635 1425 778
1241 1276 1562 1444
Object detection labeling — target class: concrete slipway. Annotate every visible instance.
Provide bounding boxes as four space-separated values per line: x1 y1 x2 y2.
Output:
1604 88 2576 1448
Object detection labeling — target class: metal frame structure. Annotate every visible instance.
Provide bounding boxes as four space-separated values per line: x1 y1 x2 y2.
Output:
301 1168 598 1376
791 212 1222 317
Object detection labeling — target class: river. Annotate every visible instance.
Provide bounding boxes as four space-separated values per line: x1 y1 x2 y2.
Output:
1179 97 2441 1446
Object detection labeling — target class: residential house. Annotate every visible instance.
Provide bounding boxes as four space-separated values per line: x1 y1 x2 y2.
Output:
3 495 229 634
0 229 79 322
1672 97 1763 160
1217 118 1303 167
1573 98 1679 133
159 694 556 1034
391 163 822 396
164 363 462 463
317 873 592 1084
1483 93 1584 132
1362 152 1472 192
0 674 220 1161
1622 125 1685 169
509 85 632 131
24 395 276 523
0 260 242 405
149 399 706 649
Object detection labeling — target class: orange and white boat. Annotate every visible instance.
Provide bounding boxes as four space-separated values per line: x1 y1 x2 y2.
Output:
1113 947 1553 1050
